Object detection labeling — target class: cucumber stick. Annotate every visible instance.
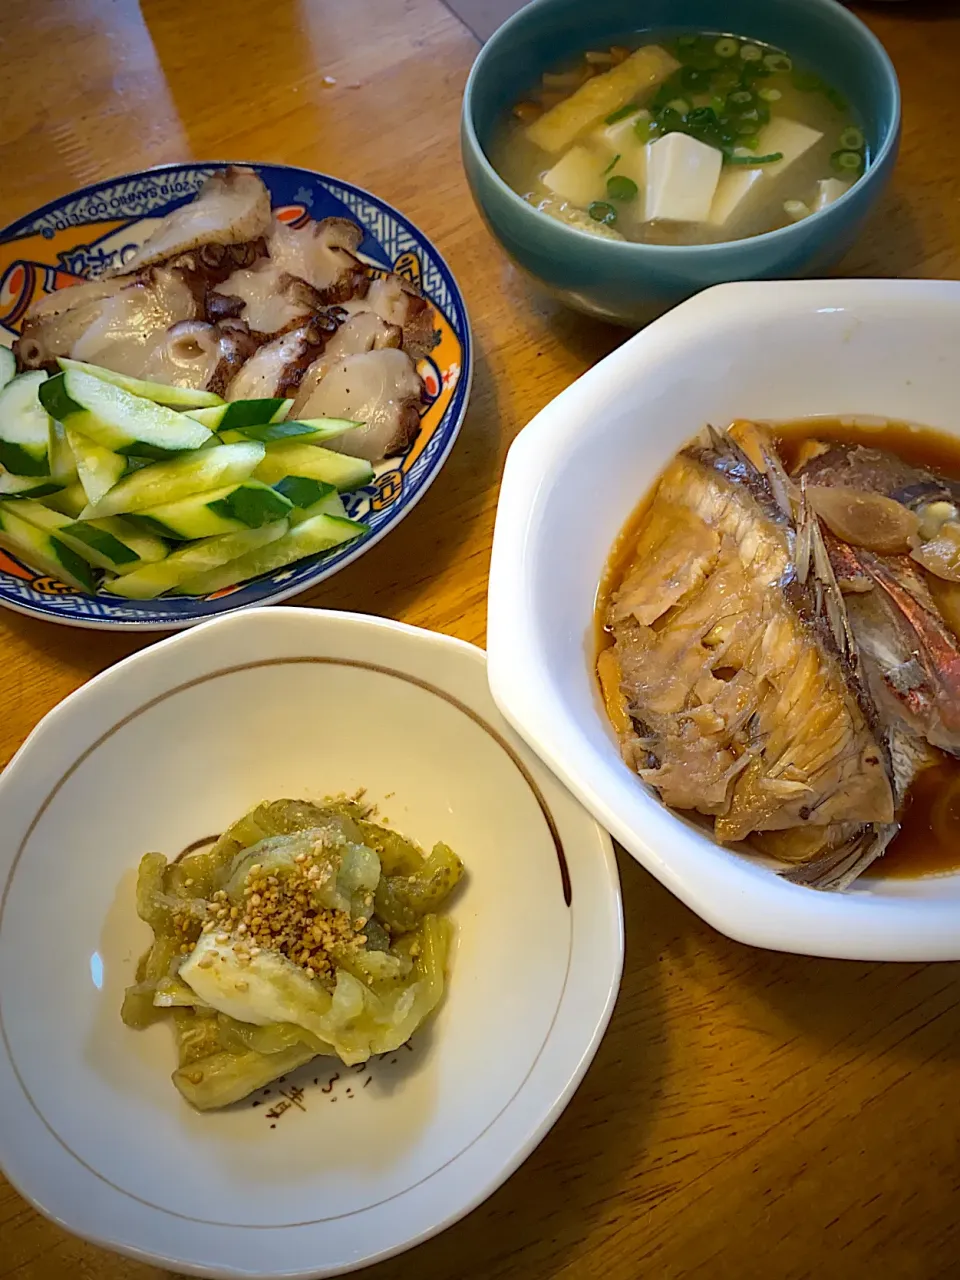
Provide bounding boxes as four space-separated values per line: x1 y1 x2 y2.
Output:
57 358 223 409
0 502 96 592
105 523 289 600
254 441 374 491
0 472 63 498
1 499 164 574
81 441 265 518
134 480 293 540
0 348 15 392
219 416 359 446
179 513 368 596
66 426 126 507
187 398 292 430
0 372 52 476
41 480 86 516
40 369 212 459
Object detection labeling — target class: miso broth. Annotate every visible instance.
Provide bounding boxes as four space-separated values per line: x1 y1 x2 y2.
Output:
491 33 868 247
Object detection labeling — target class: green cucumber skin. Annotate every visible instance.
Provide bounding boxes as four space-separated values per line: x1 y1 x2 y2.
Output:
0 441 49 476
62 521 140 566
271 476 336 509
206 485 292 529
38 373 82 422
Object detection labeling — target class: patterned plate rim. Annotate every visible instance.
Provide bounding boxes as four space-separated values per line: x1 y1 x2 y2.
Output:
0 161 473 631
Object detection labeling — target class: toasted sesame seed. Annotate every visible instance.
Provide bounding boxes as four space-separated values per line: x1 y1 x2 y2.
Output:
229 906 239 919
235 980 249 992
198 955 214 969
238 922 248 935
184 878 194 887
216 932 229 944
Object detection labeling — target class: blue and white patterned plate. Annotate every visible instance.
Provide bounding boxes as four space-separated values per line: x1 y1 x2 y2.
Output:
0 163 472 629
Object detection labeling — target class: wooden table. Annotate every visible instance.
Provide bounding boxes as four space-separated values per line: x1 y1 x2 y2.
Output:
2 1 960 1276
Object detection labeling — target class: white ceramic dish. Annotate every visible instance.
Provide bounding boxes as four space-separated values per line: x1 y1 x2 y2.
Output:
488 277 960 962
0 608 622 1277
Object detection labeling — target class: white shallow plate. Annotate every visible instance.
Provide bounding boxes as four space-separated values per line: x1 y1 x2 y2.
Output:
0 609 622 1277
488 278 960 962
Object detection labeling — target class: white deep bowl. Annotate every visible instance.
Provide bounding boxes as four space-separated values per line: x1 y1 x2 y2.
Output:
0 608 622 1277
488 278 960 962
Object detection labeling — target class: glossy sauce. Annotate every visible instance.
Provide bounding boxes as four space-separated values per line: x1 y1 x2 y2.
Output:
595 417 960 881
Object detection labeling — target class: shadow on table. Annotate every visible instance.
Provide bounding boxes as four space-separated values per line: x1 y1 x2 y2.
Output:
360 847 670 1280
666 869 960 1068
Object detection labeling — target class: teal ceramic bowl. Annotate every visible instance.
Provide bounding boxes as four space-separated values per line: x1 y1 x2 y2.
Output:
461 0 900 326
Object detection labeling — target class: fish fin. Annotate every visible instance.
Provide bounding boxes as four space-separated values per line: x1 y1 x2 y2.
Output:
759 442 796 520
780 822 898 891
795 477 812 584
804 504 857 660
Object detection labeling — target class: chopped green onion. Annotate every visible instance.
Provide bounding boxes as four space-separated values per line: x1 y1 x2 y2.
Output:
831 149 863 173
739 44 763 62
710 94 725 114
714 37 740 59
634 115 656 142
791 70 822 92
605 102 639 125
588 201 618 225
739 133 760 151
758 87 781 102
666 97 691 115
724 150 783 166
728 89 754 106
826 88 849 112
677 33 698 48
601 152 621 176
839 126 865 151
763 53 792 73
606 174 638 202
737 112 760 132
680 65 714 91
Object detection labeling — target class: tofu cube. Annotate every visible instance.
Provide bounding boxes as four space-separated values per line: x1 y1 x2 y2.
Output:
759 117 824 181
707 117 824 227
592 108 651 157
815 177 852 212
542 145 607 207
645 133 722 223
708 168 765 227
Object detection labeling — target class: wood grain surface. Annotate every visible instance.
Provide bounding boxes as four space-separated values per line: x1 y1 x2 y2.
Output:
2 2 960 1277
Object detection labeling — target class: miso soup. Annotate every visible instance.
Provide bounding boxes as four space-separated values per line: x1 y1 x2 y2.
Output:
491 33 868 246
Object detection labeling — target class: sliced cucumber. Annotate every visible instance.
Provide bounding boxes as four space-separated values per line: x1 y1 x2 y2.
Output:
40 479 86 516
0 471 63 498
271 476 347 524
40 369 212 459
134 480 293 540
219 416 359 446
0 502 96 592
66 425 127 507
81 441 265 518
254 441 374 491
0 371 52 476
187 398 292 430
48 420 78 485
105 523 288 600
0 348 15 392
57 358 223 409
178 513 368 596
2 498 155 574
